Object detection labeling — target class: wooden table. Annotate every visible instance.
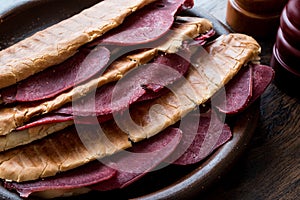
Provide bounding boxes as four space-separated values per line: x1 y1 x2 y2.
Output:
196 0 300 199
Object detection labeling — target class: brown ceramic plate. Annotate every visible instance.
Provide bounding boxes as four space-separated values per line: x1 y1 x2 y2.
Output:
0 1 259 199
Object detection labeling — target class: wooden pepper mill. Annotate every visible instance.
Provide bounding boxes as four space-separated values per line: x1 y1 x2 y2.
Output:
271 0 300 98
226 0 288 38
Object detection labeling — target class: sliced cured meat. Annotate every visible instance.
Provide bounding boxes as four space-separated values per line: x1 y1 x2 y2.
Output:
57 52 190 116
5 127 181 197
248 64 274 104
89 0 190 46
16 114 114 131
91 127 182 191
0 85 16 104
189 29 216 46
214 66 253 115
153 50 191 75
136 87 170 102
16 114 73 131
167 110 232 165
181 0 194 9
214 64 274 115
4 161 116 198
16 52 190 130
0 46 110 103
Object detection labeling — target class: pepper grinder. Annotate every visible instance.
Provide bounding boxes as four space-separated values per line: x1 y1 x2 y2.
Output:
226 0 287 38
270 0 300 98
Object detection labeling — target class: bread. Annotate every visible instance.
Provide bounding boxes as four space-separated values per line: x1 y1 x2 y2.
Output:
0 121 73 152
0 121 132 182
0 0 157 89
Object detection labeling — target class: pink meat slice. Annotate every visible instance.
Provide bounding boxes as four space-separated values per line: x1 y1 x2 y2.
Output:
16 52 190 130
214 65 253 115
189 29 216 46
16 114 73 131
0 46 110 103
167 110 232 165
181 0 194 9
0 85 16 104
89 0 192 46
56 51 190 116
214 64 274 115
136 87 170 102
15 113 112 131
16 113 114 130
91 127 182 191
5 127 181 197
4 135 117 197
248 64 274 104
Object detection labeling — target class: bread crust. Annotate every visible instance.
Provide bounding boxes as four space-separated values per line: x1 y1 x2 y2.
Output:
0 0 157 89
0 121 73 152
0 121 132 182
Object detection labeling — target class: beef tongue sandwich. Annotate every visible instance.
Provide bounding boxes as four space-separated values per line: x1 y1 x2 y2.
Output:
0 0 194 104
0 0 159 89
0 32 261 192
0 0 210 137
0 0 273 199
0 16 213 152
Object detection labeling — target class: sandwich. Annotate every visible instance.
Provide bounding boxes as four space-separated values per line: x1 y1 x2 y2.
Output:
0 0 274 198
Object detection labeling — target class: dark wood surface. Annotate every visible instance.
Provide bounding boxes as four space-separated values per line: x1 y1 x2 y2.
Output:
197 0 300 199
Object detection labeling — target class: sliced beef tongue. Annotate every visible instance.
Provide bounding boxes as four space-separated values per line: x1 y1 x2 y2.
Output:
89 0 191 47
181 0 194 9
0 85 16 104
248 64 274 104
189 29 216 46
16 114 73 131
136 87 170 102
168 109 232 165
0 46 110 103
16 51 191 130
214 64 274 115
5 127 182 197
152 50 191 76
4 161 117 198
91 127 182 191
214 65 253 115
56 51 191 117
